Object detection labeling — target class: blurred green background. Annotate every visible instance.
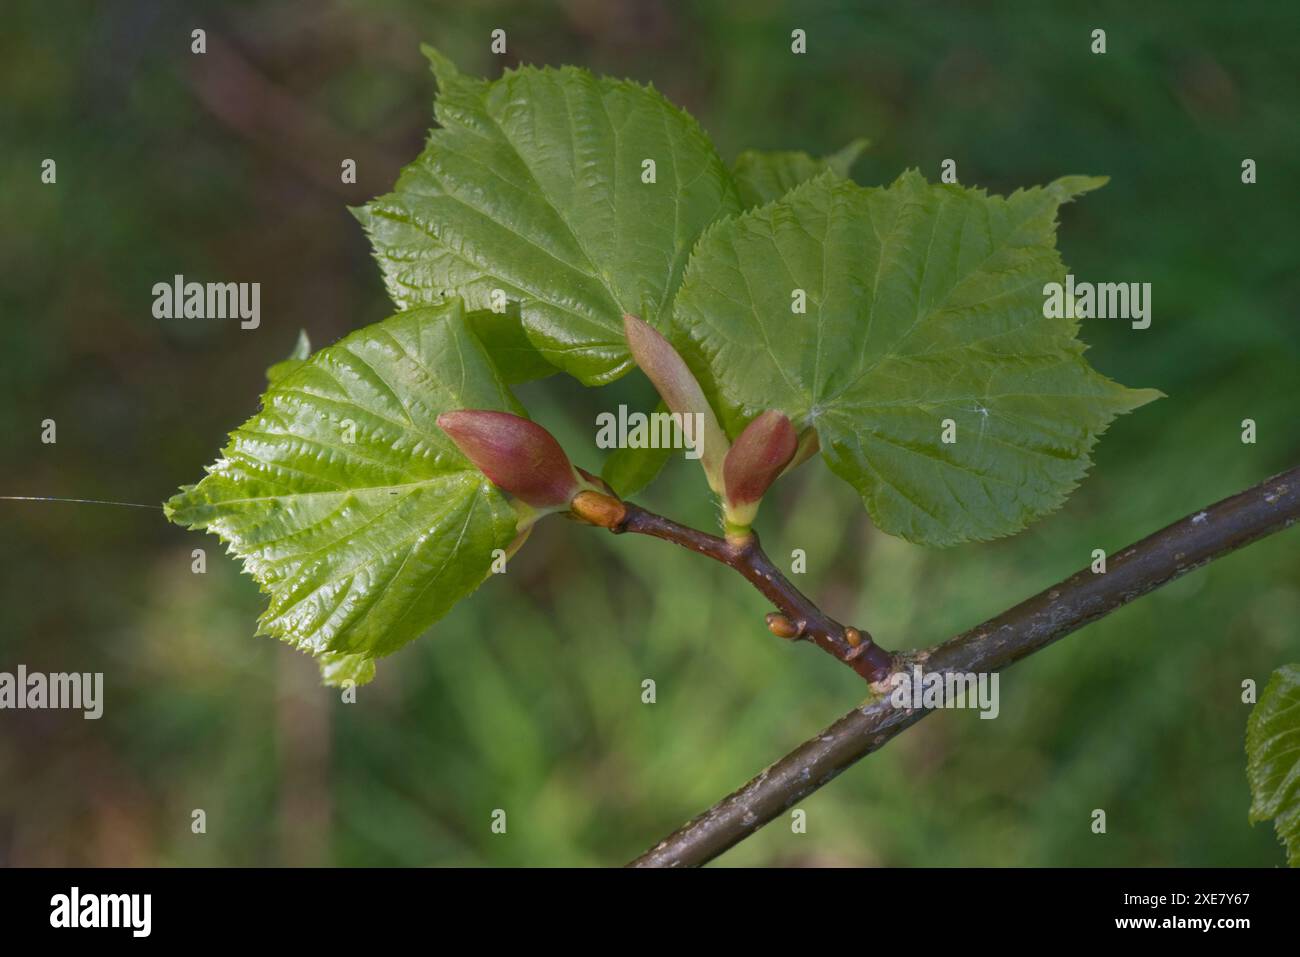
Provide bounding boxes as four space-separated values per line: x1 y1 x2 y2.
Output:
2 0 1297 866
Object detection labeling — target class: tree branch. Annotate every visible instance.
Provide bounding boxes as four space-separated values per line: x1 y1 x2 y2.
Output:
571 492 893 681
628 465 1300 868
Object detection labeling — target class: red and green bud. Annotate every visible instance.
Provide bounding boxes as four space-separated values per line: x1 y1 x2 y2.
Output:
437 410 580 510
722 410 798 528
622 314 729 494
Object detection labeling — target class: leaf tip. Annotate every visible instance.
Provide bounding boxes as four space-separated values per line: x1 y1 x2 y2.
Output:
828 137 871 177
347 203 372 228
420 44 460 86
1111 385 1164 416
1049 174 1110 202
162 487 194 526
319 651 377 688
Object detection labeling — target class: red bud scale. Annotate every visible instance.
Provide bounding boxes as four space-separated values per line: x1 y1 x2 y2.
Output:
722 410 798 528
437 410 580 510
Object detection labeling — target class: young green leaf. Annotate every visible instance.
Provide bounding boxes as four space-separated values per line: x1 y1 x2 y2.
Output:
1246 664 1300 866
732 137 869 207
356 47 741 386
675 170 1161 546
164 300 521 685
465 306 556 384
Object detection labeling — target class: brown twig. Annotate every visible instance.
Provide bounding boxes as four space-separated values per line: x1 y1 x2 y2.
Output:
629 465 1300 867
570 492 893 682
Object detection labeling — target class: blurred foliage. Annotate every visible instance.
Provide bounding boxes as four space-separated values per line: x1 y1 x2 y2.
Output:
1 0 1296 866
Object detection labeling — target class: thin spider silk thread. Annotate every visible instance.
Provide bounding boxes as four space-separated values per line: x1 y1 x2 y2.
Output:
0 496 162 510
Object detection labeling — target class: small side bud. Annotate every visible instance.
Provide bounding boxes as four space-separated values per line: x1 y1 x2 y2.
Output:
569 490 627 529
723 410 798 527
437 410 580 509
622 314 729 493
766 612 802 640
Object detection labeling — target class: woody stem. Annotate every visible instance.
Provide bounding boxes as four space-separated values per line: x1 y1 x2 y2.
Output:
572 492 892 683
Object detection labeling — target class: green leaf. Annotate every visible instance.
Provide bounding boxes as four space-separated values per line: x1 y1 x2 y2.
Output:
356 46 740 386
266 329 312 384
164 300 521 685
731 137 869 207
675 170 1160 546
1247 664 1300 866
465 305 556 384
600 402 674 497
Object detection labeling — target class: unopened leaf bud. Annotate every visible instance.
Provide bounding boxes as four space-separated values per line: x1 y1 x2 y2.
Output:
723 410 798 527
437 410 580 509
622 314 729 493
569 490 628 529
766 612 802 640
